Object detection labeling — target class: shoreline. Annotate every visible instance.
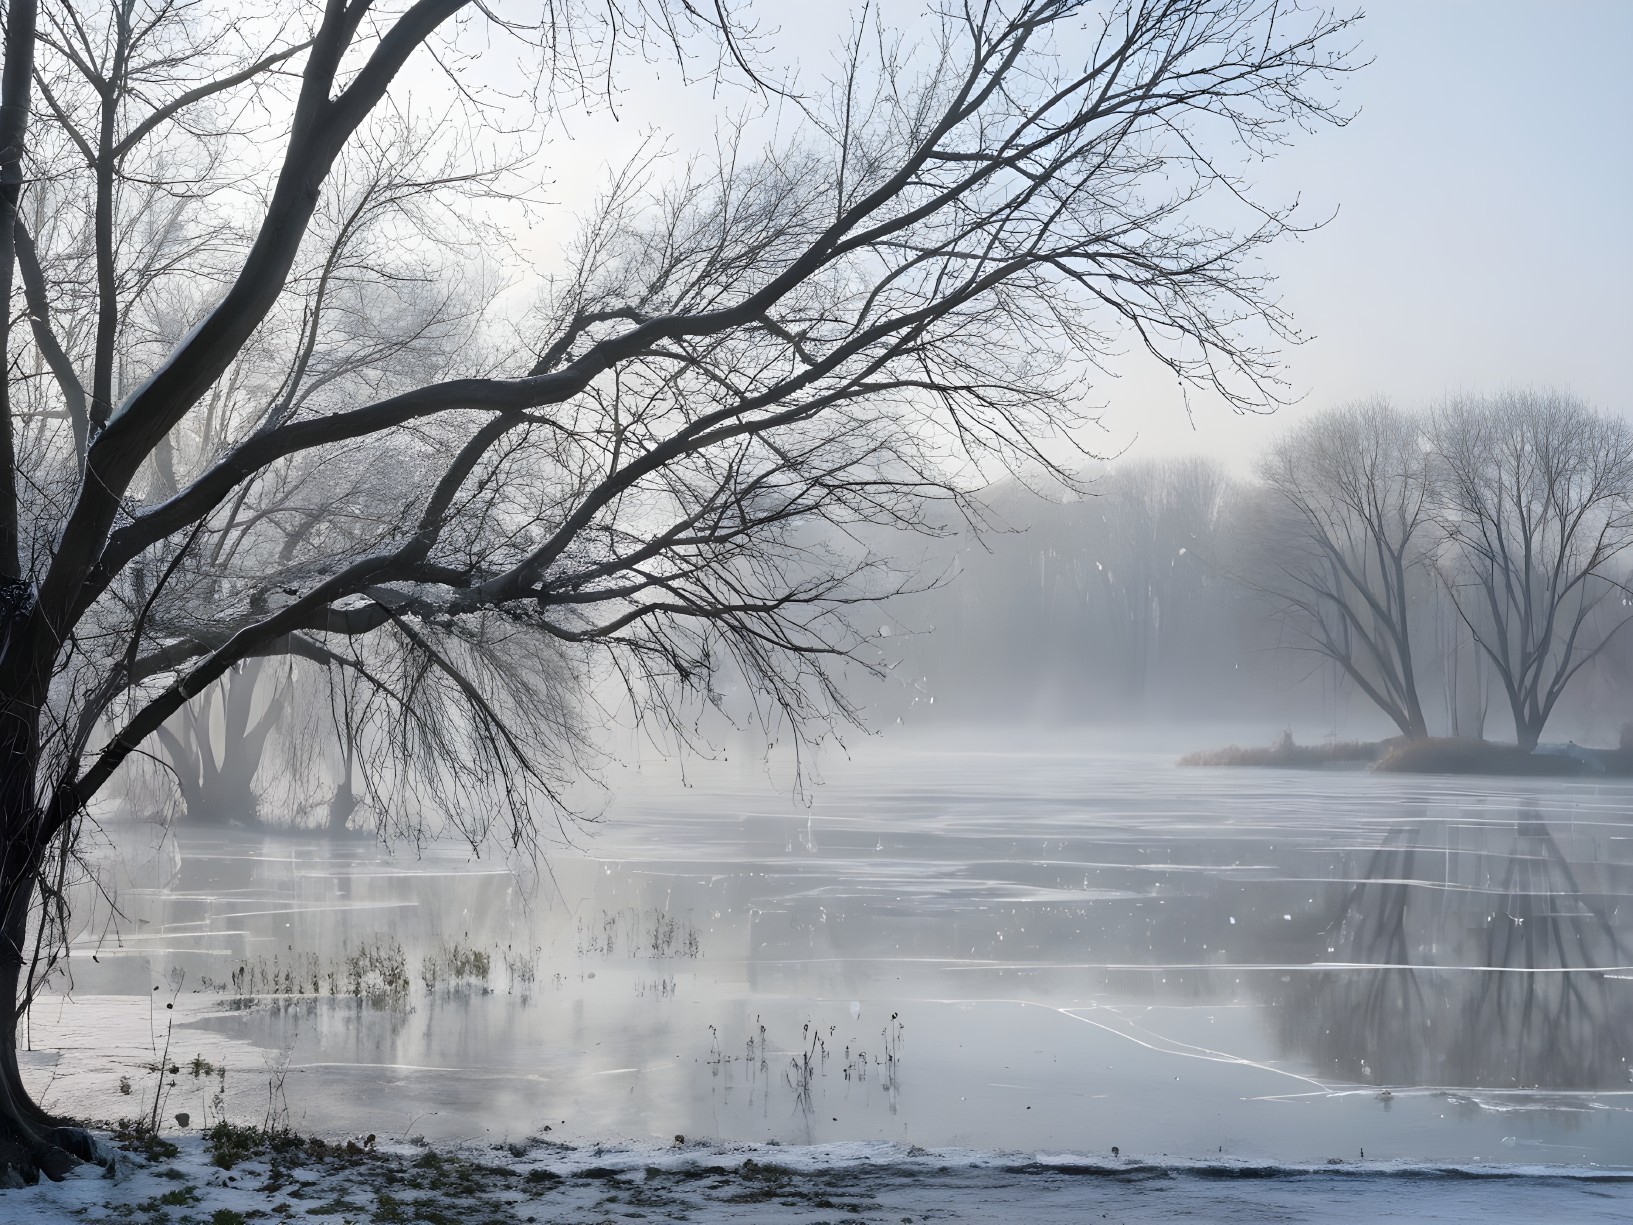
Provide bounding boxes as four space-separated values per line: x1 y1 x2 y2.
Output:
1180 735 1633 778
7 1130 1633 1224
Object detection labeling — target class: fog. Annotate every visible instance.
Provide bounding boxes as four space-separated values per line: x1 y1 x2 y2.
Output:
3 0 1631 1209
29 394 1633 1185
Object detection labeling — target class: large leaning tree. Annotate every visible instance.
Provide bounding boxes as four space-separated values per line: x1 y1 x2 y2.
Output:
0 0 1355 1179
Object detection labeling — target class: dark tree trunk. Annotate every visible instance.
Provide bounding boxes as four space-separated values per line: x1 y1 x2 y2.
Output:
212 768 261 826
157 662 282 826
0 754 83 1183
327 732 358 834
1509 689 1544 752
327 783 358 833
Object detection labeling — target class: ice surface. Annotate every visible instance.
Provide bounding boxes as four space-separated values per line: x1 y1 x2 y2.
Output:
23 739 1633 1168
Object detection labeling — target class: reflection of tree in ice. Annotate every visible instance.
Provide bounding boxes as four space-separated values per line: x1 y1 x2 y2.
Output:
1456 816 1631 1088
1276 814 1633 1090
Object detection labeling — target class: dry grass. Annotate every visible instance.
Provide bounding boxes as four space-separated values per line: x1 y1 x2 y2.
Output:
1370 738 1588 776
1178 735 1382 769
1181 732 1633 778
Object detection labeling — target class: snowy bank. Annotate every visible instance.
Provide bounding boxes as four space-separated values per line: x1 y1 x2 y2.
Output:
2 1130 1630 1224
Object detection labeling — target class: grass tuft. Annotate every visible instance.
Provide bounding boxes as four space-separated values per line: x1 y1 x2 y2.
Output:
1371 738 1588 776
1179 734 1381 769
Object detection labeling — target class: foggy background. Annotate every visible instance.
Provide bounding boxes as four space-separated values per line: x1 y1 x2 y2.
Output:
527 0 1633 753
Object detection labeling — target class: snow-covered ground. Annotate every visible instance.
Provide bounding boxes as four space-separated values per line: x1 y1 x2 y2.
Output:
4 1133 1632 1224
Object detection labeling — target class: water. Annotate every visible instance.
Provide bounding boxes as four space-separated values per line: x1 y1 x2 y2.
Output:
24 738 1633 1167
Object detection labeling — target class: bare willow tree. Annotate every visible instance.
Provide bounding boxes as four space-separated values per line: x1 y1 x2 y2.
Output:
1432 391 1633 751
1250 400 1436 738
0 0 1356 1178
136 116 495 829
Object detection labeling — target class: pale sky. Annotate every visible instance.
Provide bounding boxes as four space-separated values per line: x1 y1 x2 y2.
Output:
1139 0 1633 472
508 1 1633 475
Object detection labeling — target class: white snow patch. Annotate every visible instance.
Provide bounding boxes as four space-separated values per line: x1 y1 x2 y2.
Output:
1 1133 1629 1224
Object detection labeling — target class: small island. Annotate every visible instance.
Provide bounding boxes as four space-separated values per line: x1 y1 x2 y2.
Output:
1182 731 1633 778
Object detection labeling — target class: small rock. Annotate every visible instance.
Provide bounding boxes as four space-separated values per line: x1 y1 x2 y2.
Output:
174 1113 190 1128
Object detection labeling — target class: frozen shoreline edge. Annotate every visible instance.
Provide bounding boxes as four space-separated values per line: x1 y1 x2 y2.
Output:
8 1131 1633 1225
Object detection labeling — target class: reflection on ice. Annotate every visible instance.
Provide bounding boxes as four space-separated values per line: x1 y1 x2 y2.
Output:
24 743 1633 1165
1277 814 1633 1091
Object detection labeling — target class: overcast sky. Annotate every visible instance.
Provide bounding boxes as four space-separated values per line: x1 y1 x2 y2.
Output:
526 1 1632 474
1145 0 1633 471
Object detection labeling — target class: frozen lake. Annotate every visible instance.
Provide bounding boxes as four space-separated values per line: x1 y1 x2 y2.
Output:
24 739 1633 1168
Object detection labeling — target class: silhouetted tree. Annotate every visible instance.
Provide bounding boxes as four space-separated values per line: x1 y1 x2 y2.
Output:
1249 401 1436 738
1432 390 1633 750
0 0 1356 1178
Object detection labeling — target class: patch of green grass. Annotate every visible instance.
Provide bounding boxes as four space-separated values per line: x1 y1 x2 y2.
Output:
112 1117 180 1162
305 1194 364 1216
205 1119 304 1169
133 1185 198 1215
206 1120 264 1169
211 1211 248 1225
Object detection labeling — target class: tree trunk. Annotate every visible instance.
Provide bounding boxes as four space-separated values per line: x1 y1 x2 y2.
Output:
0 705 110 1183
0 779 82 1183
208 762 261 826
1514 704 1542 752
327 783 358 833
327 734 358 834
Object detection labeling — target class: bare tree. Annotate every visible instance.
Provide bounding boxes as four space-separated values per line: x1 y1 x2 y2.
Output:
149 658 286 825
134 117 496 829
1249 401 1436 738
1431 390 1633 751
0 0 1356 1178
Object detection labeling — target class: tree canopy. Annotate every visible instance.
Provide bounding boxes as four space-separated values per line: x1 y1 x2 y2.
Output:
0 0 1357 1181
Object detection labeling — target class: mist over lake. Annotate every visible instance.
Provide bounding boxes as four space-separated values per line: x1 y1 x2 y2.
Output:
0 0 1629 1217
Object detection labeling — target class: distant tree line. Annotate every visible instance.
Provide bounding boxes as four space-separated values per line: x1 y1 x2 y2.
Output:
873 458 1248 725
872 388 1633 750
